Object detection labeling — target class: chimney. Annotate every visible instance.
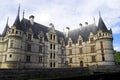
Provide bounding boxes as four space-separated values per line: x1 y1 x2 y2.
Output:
65 27 70 37
29 15 34 25
79 23 82 30
85 22 88 25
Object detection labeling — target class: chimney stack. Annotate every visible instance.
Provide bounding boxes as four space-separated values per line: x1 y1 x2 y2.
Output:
85 22 88 25
79 23 82 30
65 27 70 37
29 15 34 25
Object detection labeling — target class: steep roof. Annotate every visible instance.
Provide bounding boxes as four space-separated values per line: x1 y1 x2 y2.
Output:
65 24 97 45
98 14 109 32
20 18 65 43
12 5 22 30
2 18 9 37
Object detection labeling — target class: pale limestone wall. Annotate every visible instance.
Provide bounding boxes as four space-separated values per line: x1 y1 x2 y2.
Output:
66 32 115 67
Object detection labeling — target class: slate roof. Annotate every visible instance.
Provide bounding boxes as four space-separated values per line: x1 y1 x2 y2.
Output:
13 5 22 30
65 24 97 45
2 18 9 37
20 18 65 43
98 16 109 32
1 6 110 45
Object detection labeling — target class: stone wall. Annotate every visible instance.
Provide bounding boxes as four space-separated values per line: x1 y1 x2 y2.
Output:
0 67 89 80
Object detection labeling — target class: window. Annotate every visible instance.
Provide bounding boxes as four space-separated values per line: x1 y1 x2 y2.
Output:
99 33 101 37
61 58 64 63
9 54 12 58
69 42 72 47
91 45 95 53
26 56 30 62
61 50 64 55
39 46 42 53
39 56 42 63
10 40 14 48
16 31 18 34
102 54 105 61
28 34 32 40
69 49 72 55
50 34 52 40
53 35 55 40
50 53 52 59
61 41 64 47
79 48 82 54
12 29 14 33
50 44 52 49
50 62 52 68
100 41 103 49
79 40 82 45
53 53 55 59
53 62 55 67
39 36 43 43
27 44 31 51
92 56 96 62
53 44 55 50
69 58 72 63
90 37 94 43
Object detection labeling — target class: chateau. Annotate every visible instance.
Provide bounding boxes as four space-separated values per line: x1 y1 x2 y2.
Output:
0 6 115 68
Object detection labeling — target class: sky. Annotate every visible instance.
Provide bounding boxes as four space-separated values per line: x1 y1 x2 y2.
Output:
0 0 120 51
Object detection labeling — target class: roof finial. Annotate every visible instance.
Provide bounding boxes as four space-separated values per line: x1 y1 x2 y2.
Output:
99 10 101 17
18 4 20 16
23 10 25 18
93 16 95 23
6 17 9 25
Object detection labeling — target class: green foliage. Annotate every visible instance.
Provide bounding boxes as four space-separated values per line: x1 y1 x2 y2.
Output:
114 51 120 64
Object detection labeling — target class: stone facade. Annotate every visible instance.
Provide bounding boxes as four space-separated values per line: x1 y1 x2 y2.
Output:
0 6 115 68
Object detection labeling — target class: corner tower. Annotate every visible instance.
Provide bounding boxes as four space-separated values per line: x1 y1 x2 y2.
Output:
0 5 23 68
96 13 115 66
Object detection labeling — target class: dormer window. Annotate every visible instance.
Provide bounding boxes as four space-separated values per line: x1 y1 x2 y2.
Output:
69 42 72 47
50 34 52 40
12 29 14 33
38 32 44 43
39 36 43 43
99 33 101 37
79 40 82 45
27 44 31 51
28 34 32 41
90 37 94 43
53 35 55 41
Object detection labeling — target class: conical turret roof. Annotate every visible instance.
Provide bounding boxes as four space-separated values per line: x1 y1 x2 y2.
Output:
98 12 109 32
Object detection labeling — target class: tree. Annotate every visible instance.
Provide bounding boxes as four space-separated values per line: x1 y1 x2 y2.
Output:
114 50 120 65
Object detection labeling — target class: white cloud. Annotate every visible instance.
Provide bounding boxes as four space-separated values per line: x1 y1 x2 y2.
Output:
112 26 120 34
0 0 120 33
114 46 120 51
